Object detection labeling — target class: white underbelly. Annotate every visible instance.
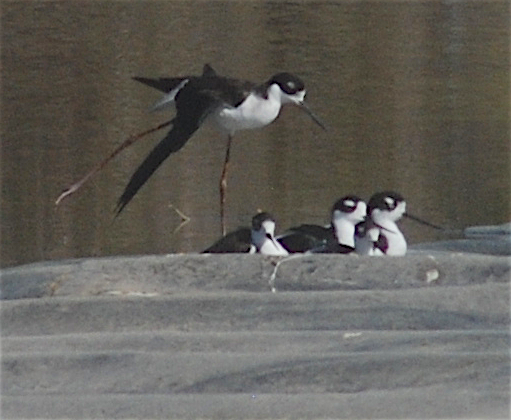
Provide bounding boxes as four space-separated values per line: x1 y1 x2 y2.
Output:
385 232 407 256
213 94 281 134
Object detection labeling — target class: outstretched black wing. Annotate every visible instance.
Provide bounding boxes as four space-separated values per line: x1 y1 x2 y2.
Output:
117 64 254 214
116 89 218 215
132 64 218 93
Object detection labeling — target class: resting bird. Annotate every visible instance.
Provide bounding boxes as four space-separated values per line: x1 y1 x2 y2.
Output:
278 195 367 253
355 191 408 256
203 212 289 256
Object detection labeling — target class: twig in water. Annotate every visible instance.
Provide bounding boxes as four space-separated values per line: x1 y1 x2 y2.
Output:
169 204 191 234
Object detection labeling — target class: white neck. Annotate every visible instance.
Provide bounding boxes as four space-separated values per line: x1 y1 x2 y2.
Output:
372 214 398 232
332 218 357 248
251 221 288 256
258 237 289 256
372 217 407 256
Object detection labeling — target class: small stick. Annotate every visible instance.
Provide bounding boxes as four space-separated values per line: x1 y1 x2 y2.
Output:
55 119 173 206
219 134 233 236
169 204 191 234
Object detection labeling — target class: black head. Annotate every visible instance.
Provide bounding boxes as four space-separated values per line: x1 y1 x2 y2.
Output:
266 72 326 130
251 212 276 231
332 195 364 214
367 191 405 214
268 73 306 95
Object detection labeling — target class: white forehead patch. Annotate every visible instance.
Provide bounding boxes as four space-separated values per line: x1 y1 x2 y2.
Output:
344 199 356 208
261 220 276 235
384 197 395 208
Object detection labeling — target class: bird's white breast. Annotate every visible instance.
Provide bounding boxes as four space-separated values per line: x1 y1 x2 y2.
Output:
213 86 283 134
381 225 407 256
252 220 289 256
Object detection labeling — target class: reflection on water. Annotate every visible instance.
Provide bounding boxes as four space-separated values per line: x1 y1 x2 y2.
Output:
1 1 509 267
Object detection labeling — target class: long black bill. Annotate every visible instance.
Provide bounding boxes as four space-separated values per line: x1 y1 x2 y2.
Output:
404 213 445 231
300 102 327 130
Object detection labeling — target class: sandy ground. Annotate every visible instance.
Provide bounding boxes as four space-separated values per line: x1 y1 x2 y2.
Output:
1 243 510 419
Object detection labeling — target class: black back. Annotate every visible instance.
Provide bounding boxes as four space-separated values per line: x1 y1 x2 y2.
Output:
116 65 237 214
278 224 331 253
202 228 252 253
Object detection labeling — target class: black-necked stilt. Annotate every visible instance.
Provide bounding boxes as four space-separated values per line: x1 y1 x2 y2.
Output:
355 191 415 256
203 212 289 255
355 191 408 256
355 191 447 256
278 195 367 253
117 64 325 234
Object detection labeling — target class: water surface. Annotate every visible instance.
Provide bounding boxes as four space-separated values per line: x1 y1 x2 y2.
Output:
1 1 509 267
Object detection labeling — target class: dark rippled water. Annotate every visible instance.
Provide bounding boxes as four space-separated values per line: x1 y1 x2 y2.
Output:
1 1 509 267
